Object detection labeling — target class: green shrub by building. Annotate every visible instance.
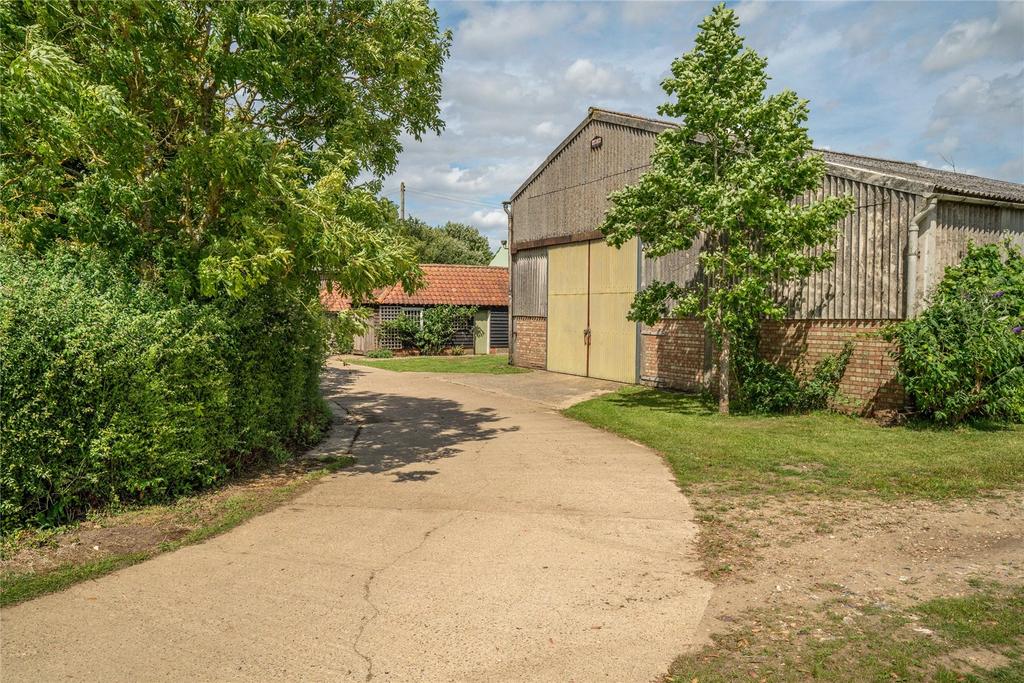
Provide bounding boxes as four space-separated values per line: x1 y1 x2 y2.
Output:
381 305 477 355
884 242 1024 425
736 342 854 415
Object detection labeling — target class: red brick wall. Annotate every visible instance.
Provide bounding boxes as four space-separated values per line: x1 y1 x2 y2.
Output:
759 320 903 412
640 319 707 392
512 316 547 369
641 318 904 413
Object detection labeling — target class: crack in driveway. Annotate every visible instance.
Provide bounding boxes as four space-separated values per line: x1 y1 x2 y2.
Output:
351 511 463 681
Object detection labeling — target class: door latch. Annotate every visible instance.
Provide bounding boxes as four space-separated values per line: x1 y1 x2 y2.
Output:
584 327 592 345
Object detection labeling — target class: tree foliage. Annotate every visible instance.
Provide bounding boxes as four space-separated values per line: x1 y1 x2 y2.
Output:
883 242 1024 425
1 0 451 299
0 0 450 530
401 217 493 265
600 4 853 413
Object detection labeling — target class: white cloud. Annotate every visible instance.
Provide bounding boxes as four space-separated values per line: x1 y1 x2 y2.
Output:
734 1 769 25
924 68 1024 177
469 209 508 232
564 58 634 96
923 2 1024 72
621 1 685 26
533 121 563 138
763 27 844 76
930 69 1024 134
455 3 607 58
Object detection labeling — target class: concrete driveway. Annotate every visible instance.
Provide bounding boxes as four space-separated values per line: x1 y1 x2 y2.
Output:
1 362 711 682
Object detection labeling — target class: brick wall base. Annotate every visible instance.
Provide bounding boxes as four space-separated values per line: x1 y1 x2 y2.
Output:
512 316 547 369
641 319 708 392
760 320 903 413
641 318 904 414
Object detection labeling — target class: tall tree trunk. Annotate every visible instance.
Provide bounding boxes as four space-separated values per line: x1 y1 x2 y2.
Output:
718 329 730 415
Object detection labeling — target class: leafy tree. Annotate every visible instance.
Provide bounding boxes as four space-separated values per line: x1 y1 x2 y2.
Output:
0 0 451 528
401 217 493 265
1 0 451 300
600 4 853 414
418 304 477 354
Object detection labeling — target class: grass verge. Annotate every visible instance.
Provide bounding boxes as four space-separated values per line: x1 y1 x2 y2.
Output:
563 387 1024 499
0 455 355 607
670 581 1024 682
348 353 529 374
566 386 1024 681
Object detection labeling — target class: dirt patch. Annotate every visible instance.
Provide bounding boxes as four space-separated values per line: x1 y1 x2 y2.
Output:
1 459 335 577
671 490 1024 681
689 488 1024 647
938 647 1012 674
675 489 1019 675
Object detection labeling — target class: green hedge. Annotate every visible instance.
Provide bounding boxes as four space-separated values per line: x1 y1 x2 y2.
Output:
0 244 328 532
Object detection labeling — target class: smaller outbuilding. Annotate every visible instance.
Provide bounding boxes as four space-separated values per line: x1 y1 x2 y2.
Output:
321 264 509 355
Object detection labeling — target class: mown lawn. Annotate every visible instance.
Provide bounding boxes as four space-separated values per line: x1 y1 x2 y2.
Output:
349 353 529 374
564 387 1024 499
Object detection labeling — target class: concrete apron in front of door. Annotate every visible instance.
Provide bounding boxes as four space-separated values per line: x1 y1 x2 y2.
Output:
547 238 639 384
0 362 711 683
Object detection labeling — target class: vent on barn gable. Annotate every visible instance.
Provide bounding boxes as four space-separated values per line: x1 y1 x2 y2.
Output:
590 135 603 151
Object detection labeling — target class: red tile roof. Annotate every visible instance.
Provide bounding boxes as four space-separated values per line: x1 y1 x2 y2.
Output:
321 264 508 311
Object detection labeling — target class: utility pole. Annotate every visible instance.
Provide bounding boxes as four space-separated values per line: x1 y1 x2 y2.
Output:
400 181 405 221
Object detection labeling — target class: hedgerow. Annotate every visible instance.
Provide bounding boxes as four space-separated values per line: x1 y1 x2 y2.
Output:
0 243 328 532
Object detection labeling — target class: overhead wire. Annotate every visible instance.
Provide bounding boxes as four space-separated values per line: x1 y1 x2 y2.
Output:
404 187 498 208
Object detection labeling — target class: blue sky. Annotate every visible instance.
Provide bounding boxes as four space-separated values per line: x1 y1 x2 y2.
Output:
382 1 1024 248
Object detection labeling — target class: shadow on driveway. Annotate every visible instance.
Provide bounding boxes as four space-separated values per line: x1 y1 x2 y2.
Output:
319 365 518 476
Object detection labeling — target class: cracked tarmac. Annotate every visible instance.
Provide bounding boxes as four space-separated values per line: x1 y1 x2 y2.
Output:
0 361 711 682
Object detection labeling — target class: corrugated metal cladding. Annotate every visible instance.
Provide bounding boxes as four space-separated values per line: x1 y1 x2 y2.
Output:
786 176 921 320
642 176 922 320
511 120 657 245
512 110 1024 327
512 249 548 316
928 204 1024 294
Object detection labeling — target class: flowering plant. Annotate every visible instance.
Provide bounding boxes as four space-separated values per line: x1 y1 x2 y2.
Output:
884 242 1024 424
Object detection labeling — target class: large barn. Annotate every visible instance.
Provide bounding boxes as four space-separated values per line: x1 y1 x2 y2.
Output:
507 108 1024 412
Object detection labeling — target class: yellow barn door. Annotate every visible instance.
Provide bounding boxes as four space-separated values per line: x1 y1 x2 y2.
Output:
546 242 589 376
589 238 638 383
546 238 638 383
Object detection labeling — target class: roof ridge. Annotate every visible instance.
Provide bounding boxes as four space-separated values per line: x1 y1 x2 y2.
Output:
588 106 676 128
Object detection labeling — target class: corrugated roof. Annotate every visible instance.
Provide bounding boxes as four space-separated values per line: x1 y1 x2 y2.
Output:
511 108 1024 204
819 150 1024 203
321 264 509 312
